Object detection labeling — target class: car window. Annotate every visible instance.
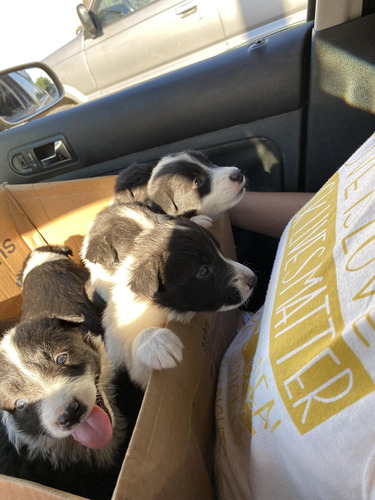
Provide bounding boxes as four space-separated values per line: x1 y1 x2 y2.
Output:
2 0 309 126
95 0 157 28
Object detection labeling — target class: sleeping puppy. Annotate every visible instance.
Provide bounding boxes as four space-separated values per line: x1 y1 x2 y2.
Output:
0 245 125 470
92 203 257 389
113 150 246 219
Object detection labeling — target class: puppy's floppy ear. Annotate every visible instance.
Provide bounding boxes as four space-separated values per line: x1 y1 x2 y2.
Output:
128 255 162 300
52 316 97 336
85 235 119 266
148 175 179 215
114 162 155 203
51 314 85 325
114 162 154 193
40 316 97 336
149 186 178 215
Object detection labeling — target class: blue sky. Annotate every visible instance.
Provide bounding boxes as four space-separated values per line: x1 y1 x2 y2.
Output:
1 0 80 70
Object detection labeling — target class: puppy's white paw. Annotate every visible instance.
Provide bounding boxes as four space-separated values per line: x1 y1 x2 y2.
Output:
134 327 184 370
190 214 213 229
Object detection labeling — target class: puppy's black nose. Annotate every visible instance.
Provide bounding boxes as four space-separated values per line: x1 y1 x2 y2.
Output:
57 400 86 430
229 168 244 183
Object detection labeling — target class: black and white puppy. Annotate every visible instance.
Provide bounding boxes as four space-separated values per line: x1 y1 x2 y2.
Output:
0 245 125 470
113 150 246 219
82 151 246 303
86 203 257 389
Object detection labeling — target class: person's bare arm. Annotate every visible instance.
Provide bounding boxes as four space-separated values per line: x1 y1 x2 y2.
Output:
229 191 314 239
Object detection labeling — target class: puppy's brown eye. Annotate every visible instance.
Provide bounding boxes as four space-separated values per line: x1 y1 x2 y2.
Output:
198 265 210 277
193 177 202 187
56 353 68 365
15 398 28 410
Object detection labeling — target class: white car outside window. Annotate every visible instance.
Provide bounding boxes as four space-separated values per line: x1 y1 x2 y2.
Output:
43 0 308 105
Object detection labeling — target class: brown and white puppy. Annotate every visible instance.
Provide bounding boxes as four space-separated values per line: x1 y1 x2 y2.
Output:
0 245 125 470
113 150 246 219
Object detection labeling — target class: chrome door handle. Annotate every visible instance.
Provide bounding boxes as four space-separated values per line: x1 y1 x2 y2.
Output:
40 140 72 167
175 1 198 17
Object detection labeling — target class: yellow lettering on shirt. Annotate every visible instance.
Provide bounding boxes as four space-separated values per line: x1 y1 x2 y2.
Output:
269 174 375 434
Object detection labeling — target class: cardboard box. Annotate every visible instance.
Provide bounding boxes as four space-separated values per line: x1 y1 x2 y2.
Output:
0 178 238 499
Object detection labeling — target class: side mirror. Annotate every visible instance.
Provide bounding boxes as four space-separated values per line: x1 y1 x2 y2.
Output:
77 4 101 38
0 63 64 129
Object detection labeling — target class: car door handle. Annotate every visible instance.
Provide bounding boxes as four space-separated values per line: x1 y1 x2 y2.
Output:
175 1 197 17
39 140 72 167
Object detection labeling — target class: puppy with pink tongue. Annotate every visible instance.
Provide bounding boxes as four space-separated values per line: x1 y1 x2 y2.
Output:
0 245 126 469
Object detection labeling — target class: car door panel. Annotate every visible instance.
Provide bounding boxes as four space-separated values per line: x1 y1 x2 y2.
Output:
1 21 313 184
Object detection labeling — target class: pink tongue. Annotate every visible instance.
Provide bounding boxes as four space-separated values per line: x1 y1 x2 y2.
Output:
71 404 113 449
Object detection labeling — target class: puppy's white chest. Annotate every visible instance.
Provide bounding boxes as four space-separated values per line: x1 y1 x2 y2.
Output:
103 281 167 372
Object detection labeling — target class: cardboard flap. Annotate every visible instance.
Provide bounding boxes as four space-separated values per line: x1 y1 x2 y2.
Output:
113 310 236 500
113 215 238 500
4 177 116 258
0 177 116 319
0 186 44 319
0 474 86 499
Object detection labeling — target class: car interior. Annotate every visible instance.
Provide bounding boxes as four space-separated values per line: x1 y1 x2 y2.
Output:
0 0 374 497
2 0 374 311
